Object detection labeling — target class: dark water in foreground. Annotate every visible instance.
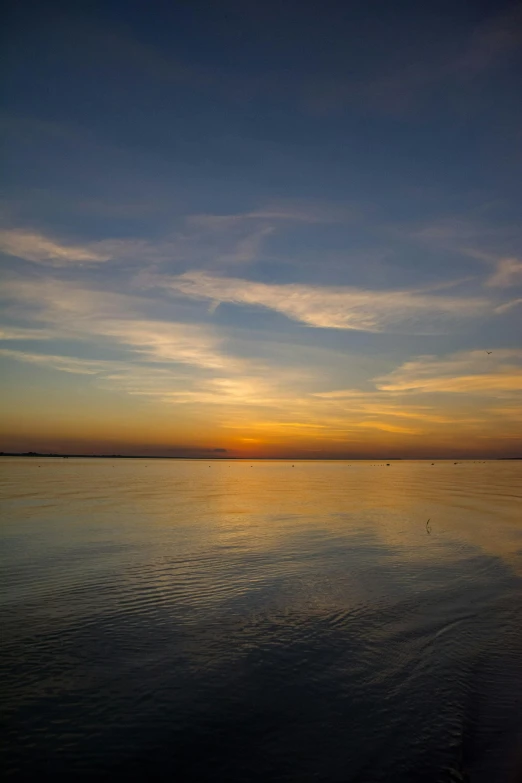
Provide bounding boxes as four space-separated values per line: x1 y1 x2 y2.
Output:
1 458 522 782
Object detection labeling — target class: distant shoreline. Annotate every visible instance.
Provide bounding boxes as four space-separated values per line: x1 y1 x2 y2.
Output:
1 453 520 461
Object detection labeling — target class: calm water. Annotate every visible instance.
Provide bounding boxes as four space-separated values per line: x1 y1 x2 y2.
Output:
1 458 522 782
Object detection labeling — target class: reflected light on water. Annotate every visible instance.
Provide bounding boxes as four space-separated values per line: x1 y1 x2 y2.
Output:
1 458 522 782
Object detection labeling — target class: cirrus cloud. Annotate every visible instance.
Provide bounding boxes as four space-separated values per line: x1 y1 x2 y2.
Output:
375 350 522 395
154 270 493 334
0 229 111 265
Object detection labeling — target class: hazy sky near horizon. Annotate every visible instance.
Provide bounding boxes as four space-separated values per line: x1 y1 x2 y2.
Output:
1 0 522 457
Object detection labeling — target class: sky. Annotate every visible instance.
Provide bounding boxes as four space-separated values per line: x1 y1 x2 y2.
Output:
1 0 522 458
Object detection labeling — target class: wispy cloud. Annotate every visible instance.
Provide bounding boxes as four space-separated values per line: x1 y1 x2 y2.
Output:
0 348 115 375
354 420 421 435
0 217 271 271
3 277 141 321
144 376 293 407
406 214 522 292
0 345 306 412
155 271 493 333
407 216 521 263
2 325 520 442
311 390 466 424
94 320 239 370
0 326 55 340
410 218 487 245
0 228 191 269
2 274 520 446
1 277 319 414
214 200 359 225
486 257 522 288
0 195 363 274
495 298 522 314
153 200 356 265
376 350 522 395
302 351 522 443
0 229 111 266
1 278 239 371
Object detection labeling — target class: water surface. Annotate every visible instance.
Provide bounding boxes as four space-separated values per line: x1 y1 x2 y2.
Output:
1 458 522 781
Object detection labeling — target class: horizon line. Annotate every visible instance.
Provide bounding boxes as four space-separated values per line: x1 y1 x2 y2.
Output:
1 452 520 461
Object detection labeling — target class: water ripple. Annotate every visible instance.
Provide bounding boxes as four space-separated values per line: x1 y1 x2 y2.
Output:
1 458 522 781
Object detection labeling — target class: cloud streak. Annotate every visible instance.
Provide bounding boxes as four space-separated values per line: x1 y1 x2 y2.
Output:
1 278 240 371
156 271 493 334
0 348 115 375
486 257 522 288
376 350 522 395
0 229 111 266
0 217 272 271
0 326 56 340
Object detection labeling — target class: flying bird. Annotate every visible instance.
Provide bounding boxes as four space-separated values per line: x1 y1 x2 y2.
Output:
486 351 492 354
426 518 431 534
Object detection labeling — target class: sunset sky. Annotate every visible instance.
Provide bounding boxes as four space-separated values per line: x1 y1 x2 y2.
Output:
1 0 522 458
